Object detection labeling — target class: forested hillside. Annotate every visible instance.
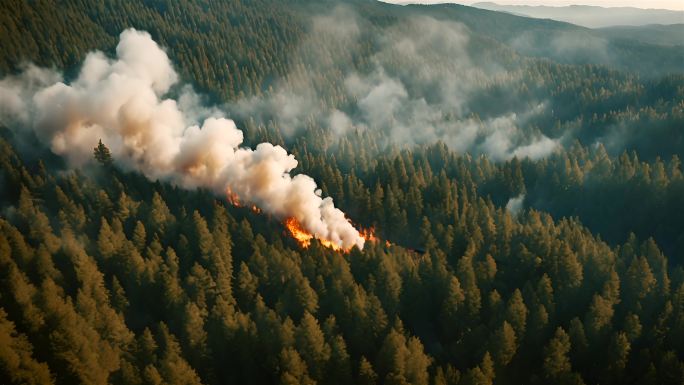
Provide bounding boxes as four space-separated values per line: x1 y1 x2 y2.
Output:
1 1 683 385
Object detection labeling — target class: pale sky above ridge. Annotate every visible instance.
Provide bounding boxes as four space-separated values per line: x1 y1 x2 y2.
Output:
381 1 684 11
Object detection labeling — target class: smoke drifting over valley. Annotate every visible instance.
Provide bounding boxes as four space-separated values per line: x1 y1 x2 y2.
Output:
228 8 560 162
0 29 365 250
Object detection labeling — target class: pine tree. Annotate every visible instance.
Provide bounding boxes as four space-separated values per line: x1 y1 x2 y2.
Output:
543 327 585 385
0 308 54 385
279 347 315 385
543 327 572 378
491 321 517 367
358 356 378 385
295 312 331 381
93 139 113 166
506 289 528 339
132 221 147 251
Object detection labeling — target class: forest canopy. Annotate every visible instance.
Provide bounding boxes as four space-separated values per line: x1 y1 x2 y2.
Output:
0 1 683 384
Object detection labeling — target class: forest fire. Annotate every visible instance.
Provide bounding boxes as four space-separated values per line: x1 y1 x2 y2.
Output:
227 189 381 252
227 188 378 252
359 227 377 242
226 188 241 207
284 217 314 248
284 217 379 252
225 189 260 214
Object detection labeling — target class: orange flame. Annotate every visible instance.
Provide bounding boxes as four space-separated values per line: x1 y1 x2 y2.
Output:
359 226 377 242
228 191 389 252
284 218 382 252
283 217 348 252
284 217 314 248
319 238 345 252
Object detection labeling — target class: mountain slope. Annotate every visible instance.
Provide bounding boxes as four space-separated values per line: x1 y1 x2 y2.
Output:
400 3 684 75
1 0 682 80
472 2 684 28
597 24 684 46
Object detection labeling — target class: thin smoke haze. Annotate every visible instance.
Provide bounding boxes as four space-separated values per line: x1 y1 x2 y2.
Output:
228 9 560 161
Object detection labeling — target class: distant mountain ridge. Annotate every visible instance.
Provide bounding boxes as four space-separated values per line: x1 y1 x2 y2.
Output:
598 24 684 46
472 2 684 28
391 1 683 76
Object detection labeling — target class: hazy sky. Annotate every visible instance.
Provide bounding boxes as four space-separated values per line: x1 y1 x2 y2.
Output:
383 1 684 11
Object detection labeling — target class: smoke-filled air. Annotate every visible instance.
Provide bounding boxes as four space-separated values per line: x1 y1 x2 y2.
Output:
0 29 365 250
229 9 560 161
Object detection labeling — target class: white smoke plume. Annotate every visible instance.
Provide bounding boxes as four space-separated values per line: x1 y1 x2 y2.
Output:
505 194 525 217
0 29 365 250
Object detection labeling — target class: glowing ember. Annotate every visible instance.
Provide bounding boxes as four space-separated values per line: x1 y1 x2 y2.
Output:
226 189 261 215
226 188 241 207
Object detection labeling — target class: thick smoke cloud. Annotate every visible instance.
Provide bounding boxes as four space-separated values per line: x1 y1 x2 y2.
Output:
228 9 560 161
0 29 365 250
